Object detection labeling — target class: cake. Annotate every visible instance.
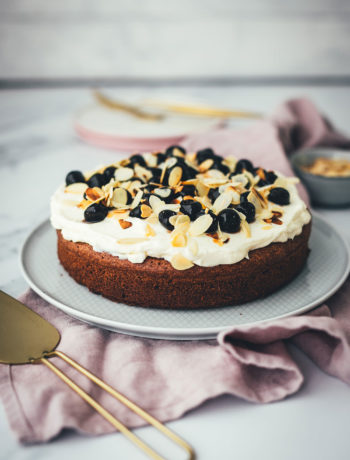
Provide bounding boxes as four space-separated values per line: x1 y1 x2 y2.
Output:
51 146 311 309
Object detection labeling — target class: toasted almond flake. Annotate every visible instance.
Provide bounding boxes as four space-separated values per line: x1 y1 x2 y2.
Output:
85 187 104 202
189 214 213 236
174 221 190 233
169 214 179 226
251 187 268 208
175 214 190 226
111 188 128 207
241 220 251 238
205 169 225 179
65 183 88 194
196 181 209 197
149 195 165 214
159 164 167 184
248 190 263 213
213 238 224 246
168 166 183 187
212 191 233 214
170 254 194 270
188 239 198 256
114 167 134 182
173 147 185 158
145 224 156 237
131 190 143 209
141 204 152 218
118 219 132 229
171 233 187 247
134 165 152 181
77 199 92 210
199 158 214 172
145 153 158 167
154 187 172 199
117 237 148 245
187 152 197 162
182 179 198 185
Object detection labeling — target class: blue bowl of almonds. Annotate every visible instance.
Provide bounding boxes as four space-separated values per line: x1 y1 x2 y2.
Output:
291 148 350 207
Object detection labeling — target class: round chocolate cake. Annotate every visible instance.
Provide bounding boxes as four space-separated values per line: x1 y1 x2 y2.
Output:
51 146 311 309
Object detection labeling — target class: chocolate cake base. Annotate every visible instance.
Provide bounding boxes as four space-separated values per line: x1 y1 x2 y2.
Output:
56 222 311 309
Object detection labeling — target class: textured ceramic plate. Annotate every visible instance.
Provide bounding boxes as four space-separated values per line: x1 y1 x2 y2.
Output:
20 215 349 340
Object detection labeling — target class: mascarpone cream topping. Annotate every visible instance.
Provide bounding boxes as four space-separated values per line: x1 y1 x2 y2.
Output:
50 168 311 268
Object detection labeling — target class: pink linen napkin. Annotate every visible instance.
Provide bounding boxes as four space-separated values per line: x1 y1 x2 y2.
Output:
1 98 350 444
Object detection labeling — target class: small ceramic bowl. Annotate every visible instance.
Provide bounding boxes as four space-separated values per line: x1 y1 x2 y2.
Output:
291 148 350 207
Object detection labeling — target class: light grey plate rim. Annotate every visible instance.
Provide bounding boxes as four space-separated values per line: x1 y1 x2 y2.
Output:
20 213 350 340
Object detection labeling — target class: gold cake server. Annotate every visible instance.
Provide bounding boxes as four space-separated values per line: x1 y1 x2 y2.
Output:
0 290 194 460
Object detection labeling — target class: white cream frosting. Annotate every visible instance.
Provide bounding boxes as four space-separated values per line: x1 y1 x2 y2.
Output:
50 174 311 268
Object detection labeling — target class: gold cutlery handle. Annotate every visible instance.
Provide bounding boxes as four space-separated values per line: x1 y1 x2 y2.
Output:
42 351 194 460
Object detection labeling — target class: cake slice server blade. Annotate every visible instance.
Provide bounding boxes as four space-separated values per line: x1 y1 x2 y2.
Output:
0 290 194 460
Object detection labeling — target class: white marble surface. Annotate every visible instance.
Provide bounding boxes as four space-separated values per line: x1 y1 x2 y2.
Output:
1 1 350 79
0 86 350 460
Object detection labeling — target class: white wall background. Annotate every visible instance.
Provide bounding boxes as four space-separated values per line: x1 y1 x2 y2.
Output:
0 0 350 80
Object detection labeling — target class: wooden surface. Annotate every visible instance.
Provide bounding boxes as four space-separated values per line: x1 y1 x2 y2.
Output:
1 0 350 80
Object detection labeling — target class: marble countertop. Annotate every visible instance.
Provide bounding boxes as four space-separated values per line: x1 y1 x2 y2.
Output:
0 85 350 460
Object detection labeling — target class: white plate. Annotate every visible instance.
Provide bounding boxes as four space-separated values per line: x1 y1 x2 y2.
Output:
20 215 349 341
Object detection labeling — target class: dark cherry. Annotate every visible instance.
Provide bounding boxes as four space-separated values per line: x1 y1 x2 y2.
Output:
180 199 202 220
153 187 175 203
148 167 162 182
196 148 216 164
240 191 250 202
65 170 85 186
158 210 177 231
235 202 256 223
265 171 277 184
195 209 218 233
129 154 146 167
182 164 198 180
165 145 186 157
218 208 241 233
208 187 220 203
211 159 230 175
268 187 290 205
103 166 116 182
87 173 107 188
234 159 254 174
84 203 108 223
129 205 146 219
156 153 167 164
175 184 196 199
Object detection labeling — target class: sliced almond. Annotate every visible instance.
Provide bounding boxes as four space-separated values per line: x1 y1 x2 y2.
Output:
114 167 134 182
241 220 251 238
173 147 186 158
149 195 165 214
212 191 233 214
154 188 172 199
146 214 158 225
145 224 156 237
85 187 104 202
131 190 143 209
118 219 132 229
188 214 213 236
134 164 152 181
117 237 148 245
171 233 187 247
65 183 88 194
199 158 214 172
111 188 128 207
140 204 152 218
196 181 209 198
170 254 194 270
173 221 190 233
168 166 183 187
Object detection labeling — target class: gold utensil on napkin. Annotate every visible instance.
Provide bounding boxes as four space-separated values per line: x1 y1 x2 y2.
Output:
93 89 262 120
0 290 194 460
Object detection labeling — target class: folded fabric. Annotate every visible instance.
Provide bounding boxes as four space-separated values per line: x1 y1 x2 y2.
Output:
1 98 349 444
